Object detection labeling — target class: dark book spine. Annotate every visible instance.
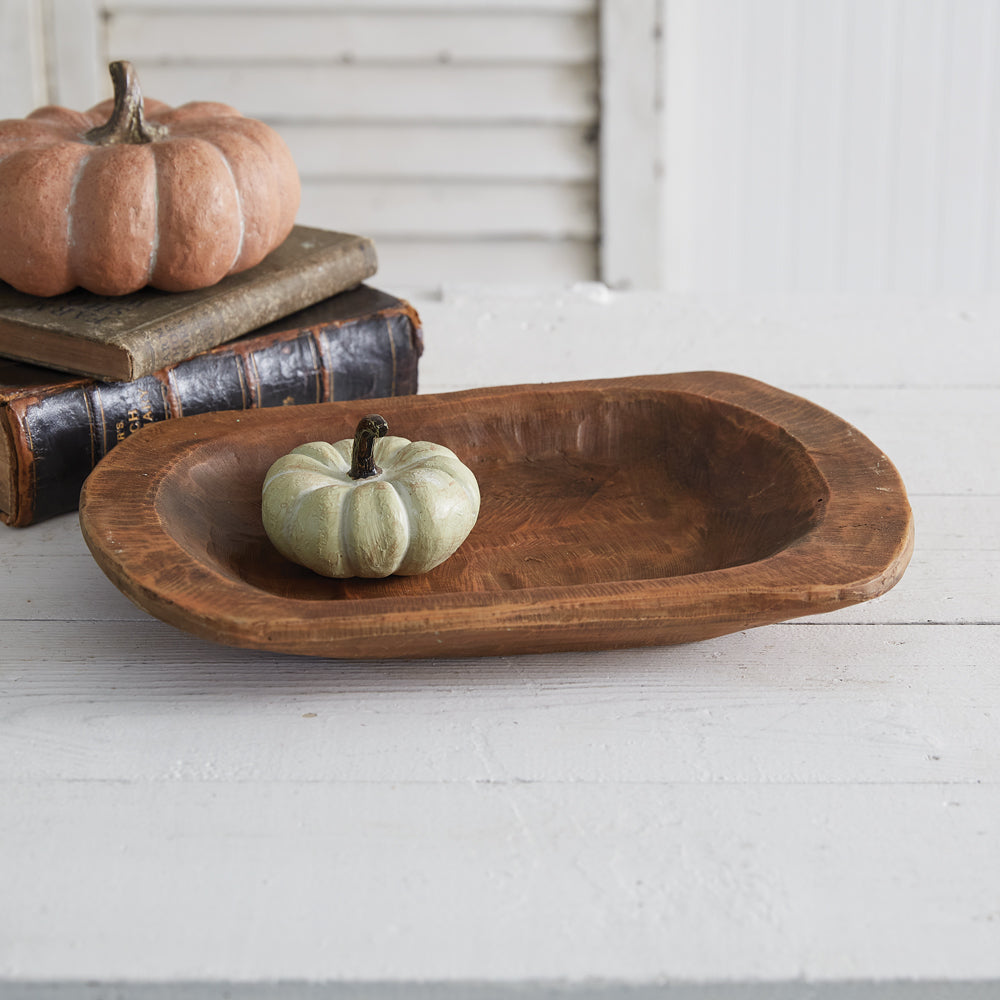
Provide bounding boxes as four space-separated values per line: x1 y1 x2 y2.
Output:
3 303 421 526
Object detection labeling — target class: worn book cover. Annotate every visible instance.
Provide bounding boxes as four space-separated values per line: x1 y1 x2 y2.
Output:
0 284 422 527
0 226 377 382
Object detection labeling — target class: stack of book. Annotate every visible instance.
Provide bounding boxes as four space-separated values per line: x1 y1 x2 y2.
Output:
0 227 423 527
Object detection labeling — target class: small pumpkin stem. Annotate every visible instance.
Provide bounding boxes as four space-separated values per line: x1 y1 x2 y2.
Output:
349 414 389 480
83 61 167 146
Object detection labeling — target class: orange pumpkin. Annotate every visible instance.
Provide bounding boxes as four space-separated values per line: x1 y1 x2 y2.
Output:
0 61 301 297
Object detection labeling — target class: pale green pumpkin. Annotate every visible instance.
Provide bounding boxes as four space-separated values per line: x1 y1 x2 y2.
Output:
262 414 480 578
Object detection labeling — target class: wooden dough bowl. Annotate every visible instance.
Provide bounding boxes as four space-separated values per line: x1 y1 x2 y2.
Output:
79 373 914 658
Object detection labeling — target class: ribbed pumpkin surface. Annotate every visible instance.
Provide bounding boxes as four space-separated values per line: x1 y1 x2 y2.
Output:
0 62 301 297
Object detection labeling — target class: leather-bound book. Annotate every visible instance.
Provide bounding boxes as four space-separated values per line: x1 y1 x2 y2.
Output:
0 285 422 527
0 226 377 382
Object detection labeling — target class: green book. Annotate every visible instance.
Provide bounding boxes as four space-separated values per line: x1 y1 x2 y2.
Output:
0 226 377 383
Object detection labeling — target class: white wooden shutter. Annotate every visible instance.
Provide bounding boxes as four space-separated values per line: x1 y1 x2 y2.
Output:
79 0 599 292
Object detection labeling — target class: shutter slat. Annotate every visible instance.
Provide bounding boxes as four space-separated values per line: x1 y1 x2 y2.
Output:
107 10 597 63
126 63 597 124
283 124 596 181
299 179 596 239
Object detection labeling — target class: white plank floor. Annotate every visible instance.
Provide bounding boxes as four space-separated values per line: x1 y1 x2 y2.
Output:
1 289 997 997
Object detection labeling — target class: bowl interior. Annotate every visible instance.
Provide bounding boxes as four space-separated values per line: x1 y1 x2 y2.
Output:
155 388 830 602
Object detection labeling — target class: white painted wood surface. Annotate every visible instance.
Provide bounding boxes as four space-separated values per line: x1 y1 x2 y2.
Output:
1 289 997 996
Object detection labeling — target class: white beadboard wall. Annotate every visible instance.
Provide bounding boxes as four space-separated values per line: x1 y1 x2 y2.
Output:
663 0 1000 293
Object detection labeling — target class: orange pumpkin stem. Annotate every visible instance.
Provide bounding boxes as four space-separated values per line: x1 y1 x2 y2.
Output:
84 61 167 146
